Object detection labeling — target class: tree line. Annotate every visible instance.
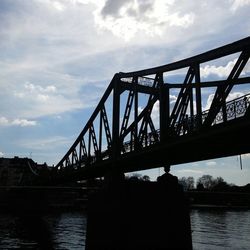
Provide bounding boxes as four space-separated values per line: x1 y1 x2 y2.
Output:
178 175 230 190
179 174 250 192
126 173 250 192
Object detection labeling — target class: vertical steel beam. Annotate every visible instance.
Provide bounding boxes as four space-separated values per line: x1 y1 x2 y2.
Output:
99 110 103 156
189 86 194 117
160 83 169 140
194 64 202 128
134 77 139 151
79 140 82 164
112 74 121 159
88 127 91 160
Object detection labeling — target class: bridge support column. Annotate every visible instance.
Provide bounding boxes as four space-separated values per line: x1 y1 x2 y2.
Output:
86 180 192 250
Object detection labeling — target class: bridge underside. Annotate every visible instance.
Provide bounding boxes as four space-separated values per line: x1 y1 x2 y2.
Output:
54 115 250 182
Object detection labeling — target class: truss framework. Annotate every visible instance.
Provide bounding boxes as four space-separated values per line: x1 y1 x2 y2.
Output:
55 37 250 173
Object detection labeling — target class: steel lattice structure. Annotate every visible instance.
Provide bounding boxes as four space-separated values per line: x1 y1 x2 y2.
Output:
54 37 250 180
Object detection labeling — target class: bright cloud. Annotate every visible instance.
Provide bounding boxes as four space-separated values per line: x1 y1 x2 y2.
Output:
15 83 57 103
0 117 9 126
206 161 217 166
94 0 195 41
24 83 57 93
201 59 237 78
12 119 37 127
0 117 37 127
201 58 250 79
176 169 203 174
230 0 250 11
0 152 4 157
204 91 245 110
243 153 250 158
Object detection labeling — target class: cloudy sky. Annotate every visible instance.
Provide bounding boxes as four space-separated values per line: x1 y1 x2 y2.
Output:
0 0 250 185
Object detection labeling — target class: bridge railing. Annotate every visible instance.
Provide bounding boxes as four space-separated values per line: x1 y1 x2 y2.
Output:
113 93 250 155
177 93 250 135
60 93 250 169
211 93 250 124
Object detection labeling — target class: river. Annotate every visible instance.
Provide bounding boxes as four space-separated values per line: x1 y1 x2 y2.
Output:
0 209 250 249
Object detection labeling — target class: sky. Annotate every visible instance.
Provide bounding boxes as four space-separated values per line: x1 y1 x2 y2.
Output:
0 0 250 185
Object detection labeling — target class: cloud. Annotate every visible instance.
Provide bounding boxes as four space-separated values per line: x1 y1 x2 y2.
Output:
12 119 37 127
151 101 159 129
206 161 217 166
14 83 57 103
204 91 245 110
0 117 9 126
24 83 56 93
242 153 250 158
0 151 4 157
0 117 37 127
230 0 250 11
176 169 203 174
200 58 250 79
9 80 99 118
150 94 177 128
19 136 73 150
201 59 237 79
1 0 249 122
170 95 178 104
94 0 195 41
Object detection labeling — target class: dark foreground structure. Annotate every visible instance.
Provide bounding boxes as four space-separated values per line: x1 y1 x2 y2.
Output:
86 180 192 250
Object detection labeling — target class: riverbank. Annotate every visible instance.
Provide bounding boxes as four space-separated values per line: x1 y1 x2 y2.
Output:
0 186 89 213
187 190 250 209
0 185 250 213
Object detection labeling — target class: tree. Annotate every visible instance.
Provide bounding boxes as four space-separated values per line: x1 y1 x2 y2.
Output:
126 173 151 182
179 176 195 190
142 175 150 182
196 175 215 190
212 177 229 191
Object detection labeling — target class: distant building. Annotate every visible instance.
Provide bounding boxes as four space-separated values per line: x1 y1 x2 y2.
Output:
0 157 49 186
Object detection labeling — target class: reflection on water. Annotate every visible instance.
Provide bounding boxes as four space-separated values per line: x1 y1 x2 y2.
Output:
0 212 86 249
0 209 250 249
191 209 250 250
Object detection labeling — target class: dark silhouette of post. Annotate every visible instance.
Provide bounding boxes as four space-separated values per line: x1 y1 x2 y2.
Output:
157 164 179 187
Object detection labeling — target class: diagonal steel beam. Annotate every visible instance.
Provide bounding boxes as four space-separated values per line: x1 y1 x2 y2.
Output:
203 50 250 127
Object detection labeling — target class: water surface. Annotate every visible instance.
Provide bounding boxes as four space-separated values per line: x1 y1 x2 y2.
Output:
0 209 250 249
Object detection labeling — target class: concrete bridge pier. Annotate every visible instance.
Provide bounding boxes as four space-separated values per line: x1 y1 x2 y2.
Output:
86 180 192 249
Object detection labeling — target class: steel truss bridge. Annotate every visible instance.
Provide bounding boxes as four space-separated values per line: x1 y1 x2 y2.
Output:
53 37 250 182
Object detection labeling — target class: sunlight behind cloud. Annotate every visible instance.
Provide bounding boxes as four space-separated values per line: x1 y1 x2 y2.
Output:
94 0 195 41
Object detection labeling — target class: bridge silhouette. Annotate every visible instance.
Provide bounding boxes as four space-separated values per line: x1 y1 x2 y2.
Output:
52 37 250 182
